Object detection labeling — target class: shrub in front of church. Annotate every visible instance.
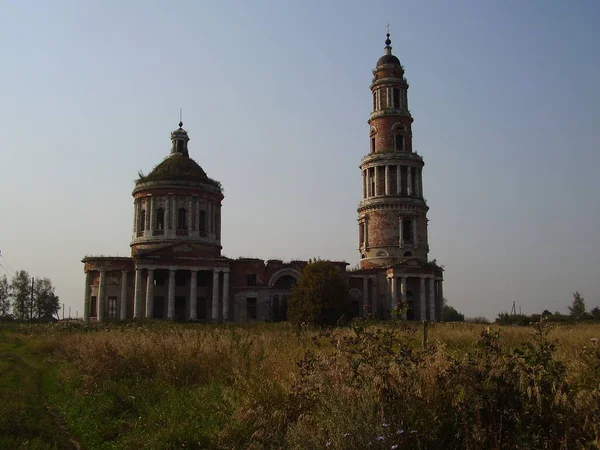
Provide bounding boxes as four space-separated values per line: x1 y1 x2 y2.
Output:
287 260 348 326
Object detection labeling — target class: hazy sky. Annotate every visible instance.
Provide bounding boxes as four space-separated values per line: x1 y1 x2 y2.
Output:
1 1 599 319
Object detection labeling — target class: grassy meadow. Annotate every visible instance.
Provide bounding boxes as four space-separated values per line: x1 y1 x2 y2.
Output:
0 320 599 449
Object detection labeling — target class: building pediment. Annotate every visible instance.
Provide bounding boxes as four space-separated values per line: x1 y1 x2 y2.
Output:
387 257 443 275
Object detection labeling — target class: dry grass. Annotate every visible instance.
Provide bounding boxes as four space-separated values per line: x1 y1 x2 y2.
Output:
9 320 600 449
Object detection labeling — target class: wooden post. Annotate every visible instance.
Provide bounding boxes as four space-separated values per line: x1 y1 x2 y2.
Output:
422 320 429 349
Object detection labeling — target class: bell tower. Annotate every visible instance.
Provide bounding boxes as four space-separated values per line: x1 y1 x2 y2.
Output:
358 33 430 268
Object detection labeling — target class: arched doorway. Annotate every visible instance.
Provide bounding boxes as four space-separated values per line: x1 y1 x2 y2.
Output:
269 270 300 322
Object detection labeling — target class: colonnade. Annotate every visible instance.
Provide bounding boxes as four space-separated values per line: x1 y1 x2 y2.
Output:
361 164 423 199
84 266 230 323
388 274 442 321
133 194 219 239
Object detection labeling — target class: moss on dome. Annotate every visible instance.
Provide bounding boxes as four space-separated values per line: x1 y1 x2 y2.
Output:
136 154 221 190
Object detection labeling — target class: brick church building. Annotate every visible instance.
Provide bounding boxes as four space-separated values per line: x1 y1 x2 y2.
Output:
82 34 444 323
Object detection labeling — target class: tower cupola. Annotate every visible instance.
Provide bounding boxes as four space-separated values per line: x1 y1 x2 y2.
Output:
376 33 402 69
170 121 190 156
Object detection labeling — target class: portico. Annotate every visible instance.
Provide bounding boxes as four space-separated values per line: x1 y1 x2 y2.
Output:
132 265 230 322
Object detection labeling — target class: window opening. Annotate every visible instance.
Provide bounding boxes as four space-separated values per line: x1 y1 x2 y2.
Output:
156 208 164 230
177 208 187 230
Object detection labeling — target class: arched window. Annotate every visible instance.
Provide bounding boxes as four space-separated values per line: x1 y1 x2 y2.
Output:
370 127 377 154
177 208 187 230
392 123 406 152
139 210 146 232
393 87 401 108
156 208 164 230
199 210 206 233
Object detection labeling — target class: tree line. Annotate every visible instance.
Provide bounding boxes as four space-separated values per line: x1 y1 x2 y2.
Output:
496 291 599 325
0 270 60 321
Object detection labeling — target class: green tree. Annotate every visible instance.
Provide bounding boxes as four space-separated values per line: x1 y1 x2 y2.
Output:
288 260 347 325
443 304 465 322
34 277 59 320
591 306 600 320
10 270 32 320
0 275 10 318
568 291 586 319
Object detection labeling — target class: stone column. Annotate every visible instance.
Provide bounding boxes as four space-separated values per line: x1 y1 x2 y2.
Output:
399 217 403 246
145 198 151 233
149 196 154 233
171 196 177 232
429 277 436 322
120 270 128 320
187 198 193 231
167 269 175 319
364 217 369 248
97 270 106 322
419 169 424 197
374 166 378 196
413 219 418 247
362 170 366 199
222 270 230 321
415 170 421 199
83 272 91 322
390 276 397 311
145 269 154 319
134 269 142 318
212 270 220 322
407 166 412 196
385 165 390 195
165 194 171 232
396 165 401 195
362 277 368 318
419 276 426 321
132 199 138 236
400 276 407 320
189 270 198 320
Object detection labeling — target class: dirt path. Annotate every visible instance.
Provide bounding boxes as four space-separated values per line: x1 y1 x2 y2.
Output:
0 330 81 449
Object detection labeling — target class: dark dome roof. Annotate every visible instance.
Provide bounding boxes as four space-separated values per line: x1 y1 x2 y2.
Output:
138 154 216 185
377 54 401 67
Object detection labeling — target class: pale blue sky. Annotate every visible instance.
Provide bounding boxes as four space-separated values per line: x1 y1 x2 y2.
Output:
1 1 599 319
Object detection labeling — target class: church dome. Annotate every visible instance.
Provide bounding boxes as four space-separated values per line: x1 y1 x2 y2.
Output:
133 122 222 192
143 154 209 183
377 53 401 67
376 33 403 69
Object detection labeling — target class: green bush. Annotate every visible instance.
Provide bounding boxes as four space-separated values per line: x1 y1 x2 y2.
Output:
287 260 347 325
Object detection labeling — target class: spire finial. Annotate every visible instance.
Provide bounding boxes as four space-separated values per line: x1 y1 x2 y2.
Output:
179 108 183 128
385 23 392 47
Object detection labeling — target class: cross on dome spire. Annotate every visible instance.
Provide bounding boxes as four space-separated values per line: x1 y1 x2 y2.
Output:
384 25 393 55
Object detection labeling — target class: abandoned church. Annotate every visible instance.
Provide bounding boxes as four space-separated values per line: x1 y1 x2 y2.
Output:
82 34 445 323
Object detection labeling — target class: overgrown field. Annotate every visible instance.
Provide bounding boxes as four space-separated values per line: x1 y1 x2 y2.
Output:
1 320 599 449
